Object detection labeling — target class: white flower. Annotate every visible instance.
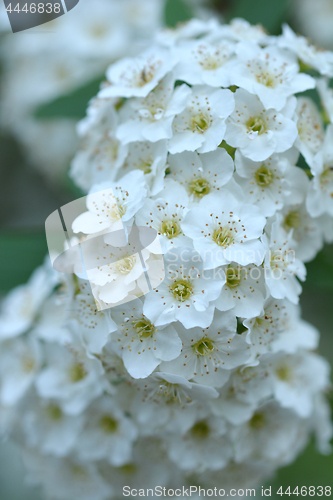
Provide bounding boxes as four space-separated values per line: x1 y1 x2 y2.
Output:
80 233 152 306
99 47 177 98
160 310 249 387
109 298 182 378
307 124 333 217
214 18 269 44
243 298 303 359
134 371 218 405
143 247 224 329
229 43 315 111
156 18 220 47
168 86 235 154
295 97 325 168
118 140 167 196
36 341 107 415
263 217 306 304
210 363 273 425
234 149 306 217
214 262 266 318
164 414 232 472
131 373 218 435
276 24 333 77
67 279 117 354
279 202 331 263
23 451 112 500
135 181 191 253
231 401 309 465
70 101 128 191
0 261 57 339
117 74 191 143
0 337 41 406
74 395 138 465
167 149 234 200
182 191 266 269
269 351 330 417
175 39 236 87
72 170 147 234
224 89 298 161
22 393 84 457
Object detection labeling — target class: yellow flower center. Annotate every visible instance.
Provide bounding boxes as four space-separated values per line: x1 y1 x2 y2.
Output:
191 114 210 133
170 280 193 302
256 72 275 87
255 165 274 187
116 256 136 275
249 412 265 429
247 116 267 135
189 178 210 197
284 210 301 230
191 420 210 439
276 365 292 381
193 337 215 356
46 404 62 421
132 318 155 339
226 266 242 288
69 363 87 383
161 220 181 239
213 227 234 247
100 415 118 433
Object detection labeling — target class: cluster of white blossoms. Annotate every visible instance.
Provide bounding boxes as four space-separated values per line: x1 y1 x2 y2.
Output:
1 18 333 500
0 0 166 182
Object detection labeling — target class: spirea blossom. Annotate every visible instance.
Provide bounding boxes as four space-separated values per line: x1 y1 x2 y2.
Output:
1 19 333 500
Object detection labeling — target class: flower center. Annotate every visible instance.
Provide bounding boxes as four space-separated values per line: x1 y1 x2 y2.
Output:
138 161 152 174
191 420 210 439
255 316 271 330
191 114 210 133
256 71 275 87
255 165 274 187
105 140 118 161
284 210 301 230
170 280 193 302
246 116 267 135
212 227 234 247
249 412 265 429
320 167 333 186
116 256 136 275
137 66 155 87
132 317 155 339
189 178 210 197
90 24 108 39
46 404 62 421
119 464 137 475
100 415 118 433
193 337 215 356
276 365 292 381
69 363 87 383
161 220 181 239
226 266 242 288
156 381 181 404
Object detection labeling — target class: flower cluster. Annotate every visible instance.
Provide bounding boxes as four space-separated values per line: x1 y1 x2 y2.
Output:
0 0 166 182
1 18 333 500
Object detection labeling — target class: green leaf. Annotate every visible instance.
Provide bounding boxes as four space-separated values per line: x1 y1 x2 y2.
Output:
228 0 289 34
34 76 103 120
305 244 333 291
165 0 193 27
0 231 48 293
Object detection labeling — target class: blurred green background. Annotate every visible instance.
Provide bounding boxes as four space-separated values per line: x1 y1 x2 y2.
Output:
0 0 332 498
